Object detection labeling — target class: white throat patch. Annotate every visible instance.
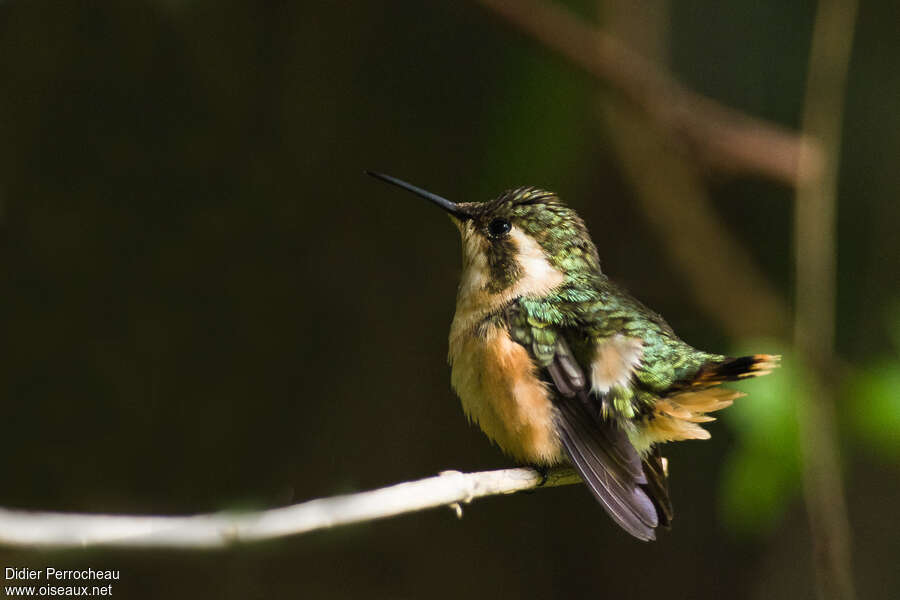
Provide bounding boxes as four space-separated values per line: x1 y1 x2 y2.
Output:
450 224 564 340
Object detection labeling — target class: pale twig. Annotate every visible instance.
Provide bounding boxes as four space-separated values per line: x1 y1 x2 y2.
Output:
794 0 858 597
0 467 579 550
474 0 822 185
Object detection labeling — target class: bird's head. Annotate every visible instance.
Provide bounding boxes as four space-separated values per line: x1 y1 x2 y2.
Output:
367 172 601 307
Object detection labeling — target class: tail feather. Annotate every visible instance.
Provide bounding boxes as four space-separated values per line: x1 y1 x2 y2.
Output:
688 354 780 388
641 448 673 529
669 388 744 417
638 354 780 448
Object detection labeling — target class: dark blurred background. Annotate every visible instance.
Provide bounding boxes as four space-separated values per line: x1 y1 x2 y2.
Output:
1 1 898 598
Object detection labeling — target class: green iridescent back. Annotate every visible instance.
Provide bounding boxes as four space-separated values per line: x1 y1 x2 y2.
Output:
471 187 721 417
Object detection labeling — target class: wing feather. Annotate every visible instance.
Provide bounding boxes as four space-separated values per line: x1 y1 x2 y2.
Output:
641 447 673 529
555 392 658 541
508 304 660 540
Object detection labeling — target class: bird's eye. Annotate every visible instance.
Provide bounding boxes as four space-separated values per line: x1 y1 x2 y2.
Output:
488 218 511 238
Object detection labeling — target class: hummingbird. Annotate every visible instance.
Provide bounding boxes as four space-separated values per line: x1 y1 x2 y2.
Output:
367 171 778 541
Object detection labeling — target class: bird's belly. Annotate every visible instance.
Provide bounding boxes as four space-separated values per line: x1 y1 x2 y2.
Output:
448 321 562 465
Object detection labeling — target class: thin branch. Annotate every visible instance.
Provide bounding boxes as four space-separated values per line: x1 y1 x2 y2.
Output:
793 0 858 597
0 467 579 550
474 0 823 185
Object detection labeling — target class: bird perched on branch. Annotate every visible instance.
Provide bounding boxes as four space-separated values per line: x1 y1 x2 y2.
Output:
368 172 778 541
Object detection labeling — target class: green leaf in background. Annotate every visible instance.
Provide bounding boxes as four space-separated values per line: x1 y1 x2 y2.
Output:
845 362 900 461
718 304 900 537
843 303 900 461
718 339 802 537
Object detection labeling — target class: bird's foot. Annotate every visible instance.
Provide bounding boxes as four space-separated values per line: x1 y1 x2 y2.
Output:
533 465 550 487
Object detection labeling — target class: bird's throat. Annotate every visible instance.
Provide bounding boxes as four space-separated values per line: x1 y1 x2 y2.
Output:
450 224 565 342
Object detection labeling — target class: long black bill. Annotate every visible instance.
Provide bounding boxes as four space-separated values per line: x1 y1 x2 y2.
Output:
365 171 471 219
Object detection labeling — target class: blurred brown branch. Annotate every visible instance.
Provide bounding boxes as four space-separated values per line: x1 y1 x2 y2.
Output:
601 103 790 339
0 467 578 549
475 0 823 186
794 0 858 597
596 0 789 340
